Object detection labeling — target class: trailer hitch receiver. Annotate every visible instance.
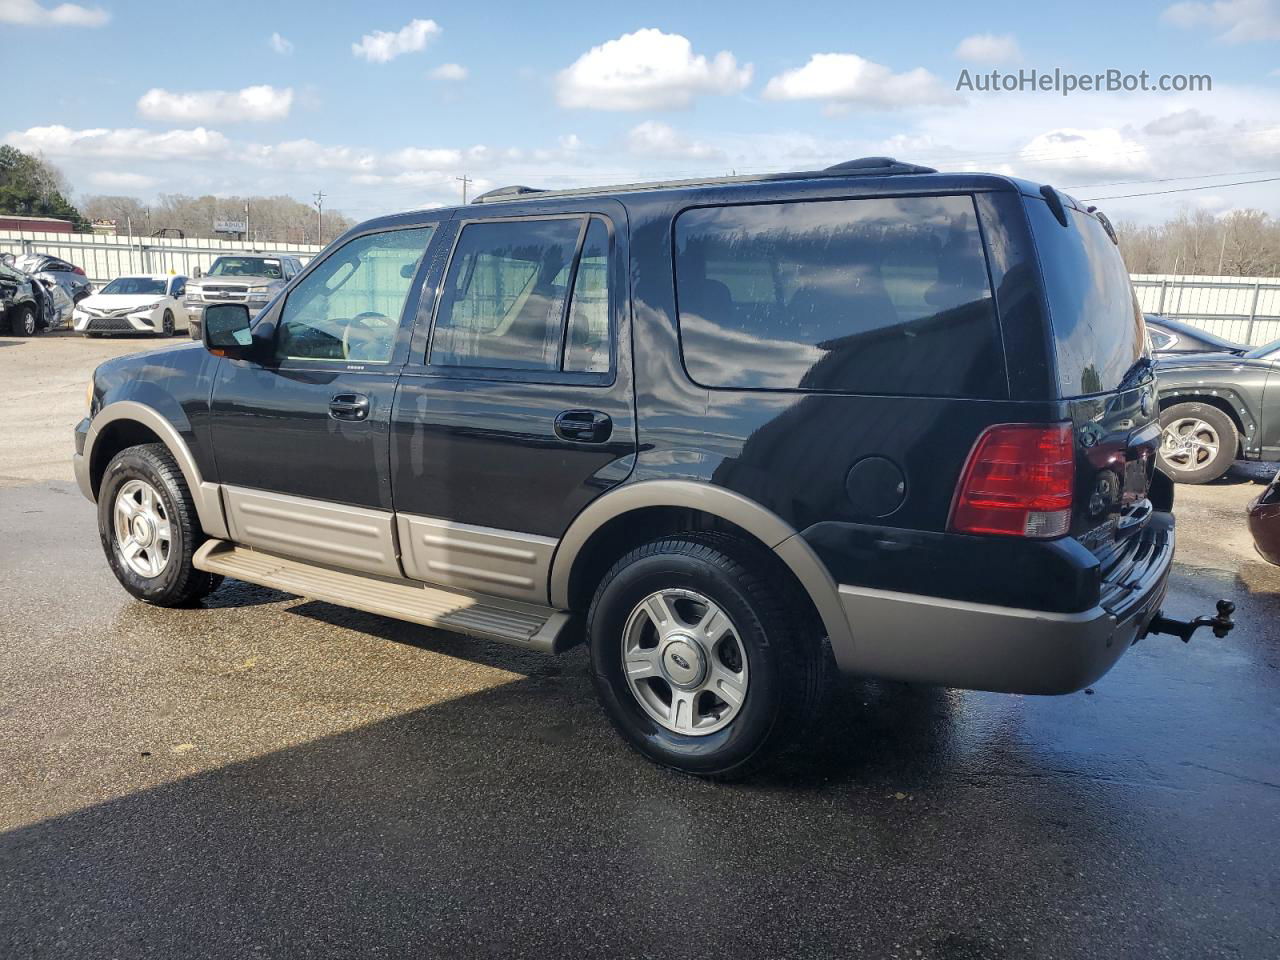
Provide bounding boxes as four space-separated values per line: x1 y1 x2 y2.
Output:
1147 600 1236 643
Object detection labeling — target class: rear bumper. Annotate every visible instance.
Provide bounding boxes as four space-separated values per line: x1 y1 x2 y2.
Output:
835 516 1173 695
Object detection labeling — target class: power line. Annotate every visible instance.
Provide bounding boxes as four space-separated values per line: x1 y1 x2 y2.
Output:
1065 168 1280 190
1083 175 1280 201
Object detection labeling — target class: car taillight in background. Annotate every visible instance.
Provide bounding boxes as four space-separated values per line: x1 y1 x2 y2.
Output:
71 265 86 276
949 422 1075 539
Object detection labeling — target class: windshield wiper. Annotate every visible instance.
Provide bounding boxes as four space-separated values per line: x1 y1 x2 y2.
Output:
1118 355 1155 390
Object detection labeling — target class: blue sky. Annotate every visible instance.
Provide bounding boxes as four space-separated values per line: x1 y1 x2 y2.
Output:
3 0 1279 225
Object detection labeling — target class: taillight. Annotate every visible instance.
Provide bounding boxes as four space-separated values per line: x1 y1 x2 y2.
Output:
72 265 86 276
949 422 1075 538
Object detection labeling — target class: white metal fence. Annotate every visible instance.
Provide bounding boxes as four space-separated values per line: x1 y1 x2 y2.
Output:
1131 274 1280 347
4 230 1279 348
0 229 324 286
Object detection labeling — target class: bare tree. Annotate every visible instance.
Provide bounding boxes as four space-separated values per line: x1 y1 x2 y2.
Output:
1114 208 1280 277
81 192 353 243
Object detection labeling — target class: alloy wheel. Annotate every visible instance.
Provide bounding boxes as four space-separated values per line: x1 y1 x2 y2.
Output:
112 479 173 578
621 588 749 736
1161 417 1221 472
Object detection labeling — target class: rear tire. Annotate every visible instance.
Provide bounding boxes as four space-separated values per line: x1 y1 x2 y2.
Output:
588 532 826 780
98 443 223 606
1158 402 1237 484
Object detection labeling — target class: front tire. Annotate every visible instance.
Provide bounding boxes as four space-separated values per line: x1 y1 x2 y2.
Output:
98 443 223 606
8 303 37 336
161 309 175 337
1158 402 1237 484
588 532 825 779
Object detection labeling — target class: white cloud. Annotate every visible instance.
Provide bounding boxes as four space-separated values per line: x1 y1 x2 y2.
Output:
352 18 440 63
626 121 722 160
1162 0 1280 42
1018 127 1153 177
6 124 230 159
954 33 1023 64
431 63 467 81
88 171 158 190
269 32 293 55
1144 108 1215 135
763 53 955 111
137 86 294 124
0 0 108 26
556 28 752 110
385 146 464 170
245 139 376 172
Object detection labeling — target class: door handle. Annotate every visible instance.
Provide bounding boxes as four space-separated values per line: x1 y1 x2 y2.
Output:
555 409 612 443
329 393 370 421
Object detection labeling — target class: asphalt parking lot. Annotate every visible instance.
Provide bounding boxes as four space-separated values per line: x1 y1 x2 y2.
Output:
1 332 1278 959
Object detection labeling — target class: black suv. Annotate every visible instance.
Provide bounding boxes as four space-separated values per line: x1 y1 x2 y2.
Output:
73 158 1231 778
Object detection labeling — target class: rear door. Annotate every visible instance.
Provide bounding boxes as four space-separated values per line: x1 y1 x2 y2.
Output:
390 204 636 603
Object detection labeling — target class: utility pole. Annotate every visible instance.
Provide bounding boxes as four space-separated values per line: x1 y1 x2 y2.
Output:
456 175 472 204
244 200 251 248
313 190 326 244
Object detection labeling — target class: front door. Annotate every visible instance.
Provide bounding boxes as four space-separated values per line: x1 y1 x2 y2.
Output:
390 208 636 603
209 224 437 576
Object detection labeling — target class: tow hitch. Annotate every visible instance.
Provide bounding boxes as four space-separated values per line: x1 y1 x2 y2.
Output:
1148 600 1236 643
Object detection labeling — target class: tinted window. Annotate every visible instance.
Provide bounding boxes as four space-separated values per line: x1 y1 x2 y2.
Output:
208 257 283 279
432 218 582 370
674 196 1004 397
564 218 611 373
170 277 186 298
276 227 432 363
1026 200 1144 396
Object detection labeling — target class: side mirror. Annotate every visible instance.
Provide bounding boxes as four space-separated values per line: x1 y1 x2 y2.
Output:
192 266 202 278
202 303 256 359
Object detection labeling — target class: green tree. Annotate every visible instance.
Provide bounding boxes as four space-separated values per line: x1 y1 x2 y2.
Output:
0 145 90 232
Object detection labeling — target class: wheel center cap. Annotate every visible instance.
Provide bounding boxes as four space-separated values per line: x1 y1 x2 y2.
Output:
661 636 706 688
131 515 153 547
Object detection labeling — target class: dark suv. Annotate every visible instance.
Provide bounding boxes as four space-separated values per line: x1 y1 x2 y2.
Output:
73 158 1232 778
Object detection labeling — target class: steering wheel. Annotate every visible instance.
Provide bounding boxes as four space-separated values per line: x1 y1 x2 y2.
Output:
342 311 394 361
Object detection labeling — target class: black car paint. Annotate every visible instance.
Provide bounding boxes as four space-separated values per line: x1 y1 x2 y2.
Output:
1155 350 1280 461
85 171 1159 617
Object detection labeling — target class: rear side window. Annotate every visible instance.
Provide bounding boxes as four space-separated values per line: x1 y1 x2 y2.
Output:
1026 200 1144 396
674 195 1004 397
432 216 613 375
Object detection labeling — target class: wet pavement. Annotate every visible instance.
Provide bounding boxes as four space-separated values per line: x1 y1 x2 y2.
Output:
2 335 1279 959
2 476 1278 959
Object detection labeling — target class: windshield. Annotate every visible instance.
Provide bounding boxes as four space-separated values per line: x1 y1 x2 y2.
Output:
206 257 282 279
1028 199 1146 396
101 277 166 296
1246 338 1280 360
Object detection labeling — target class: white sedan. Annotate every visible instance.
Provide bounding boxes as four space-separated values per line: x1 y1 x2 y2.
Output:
73 275 189 337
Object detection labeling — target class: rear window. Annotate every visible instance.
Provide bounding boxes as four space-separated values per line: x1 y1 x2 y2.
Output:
674 195 1005 397
1026 200 1144 396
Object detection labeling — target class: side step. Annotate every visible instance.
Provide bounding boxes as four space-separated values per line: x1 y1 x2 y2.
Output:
193 540 579 654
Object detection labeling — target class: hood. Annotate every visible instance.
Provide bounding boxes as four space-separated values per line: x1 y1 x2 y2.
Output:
1156 352 1267 374
81 293 165 311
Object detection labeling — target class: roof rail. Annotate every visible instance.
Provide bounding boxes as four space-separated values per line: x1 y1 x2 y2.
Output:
471 156 938 204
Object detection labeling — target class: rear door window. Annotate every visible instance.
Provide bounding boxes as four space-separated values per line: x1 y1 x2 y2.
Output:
674 195 1005 397
431 216 614 377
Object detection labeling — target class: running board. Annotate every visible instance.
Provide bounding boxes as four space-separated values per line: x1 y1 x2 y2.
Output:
193 540 579 654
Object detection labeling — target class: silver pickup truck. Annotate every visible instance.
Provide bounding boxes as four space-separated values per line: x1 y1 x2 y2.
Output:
184 252 305 339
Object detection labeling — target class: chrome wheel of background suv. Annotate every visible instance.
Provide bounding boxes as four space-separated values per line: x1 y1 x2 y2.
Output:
112 478 172 578
1162 416 1221 473
622 588 749 736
